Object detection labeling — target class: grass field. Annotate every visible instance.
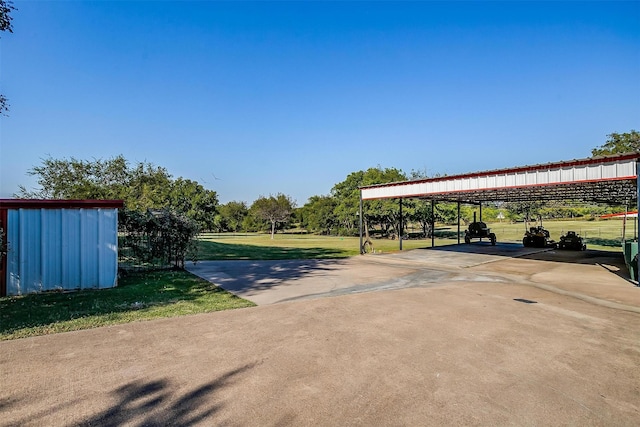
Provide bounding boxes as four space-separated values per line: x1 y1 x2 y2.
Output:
0 270 255 341
198 218 635 258
197 232 431 259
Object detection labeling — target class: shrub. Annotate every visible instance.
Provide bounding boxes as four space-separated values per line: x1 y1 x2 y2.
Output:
119 208 200 269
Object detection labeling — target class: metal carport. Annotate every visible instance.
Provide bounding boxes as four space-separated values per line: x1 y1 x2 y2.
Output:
358 152 640 259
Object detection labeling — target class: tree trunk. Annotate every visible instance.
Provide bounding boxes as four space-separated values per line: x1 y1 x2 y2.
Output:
364 216 371 240
270 220 276 239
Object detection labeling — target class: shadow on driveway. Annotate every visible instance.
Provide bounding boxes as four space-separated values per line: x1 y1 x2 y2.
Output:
74 364 256 427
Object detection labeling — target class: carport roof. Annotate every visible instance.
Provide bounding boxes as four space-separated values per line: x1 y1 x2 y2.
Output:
360 152 640 204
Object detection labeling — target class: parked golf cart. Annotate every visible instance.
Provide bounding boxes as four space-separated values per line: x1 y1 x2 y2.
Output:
523 225 556 248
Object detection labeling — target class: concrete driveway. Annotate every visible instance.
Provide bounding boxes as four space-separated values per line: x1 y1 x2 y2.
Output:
185 243 640 309
2 244 639 426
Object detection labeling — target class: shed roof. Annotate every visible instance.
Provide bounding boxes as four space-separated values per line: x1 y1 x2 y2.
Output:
0 199 125 209
360 153 639 204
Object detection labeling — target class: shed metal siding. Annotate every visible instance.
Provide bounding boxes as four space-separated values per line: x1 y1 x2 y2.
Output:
5 207 118 295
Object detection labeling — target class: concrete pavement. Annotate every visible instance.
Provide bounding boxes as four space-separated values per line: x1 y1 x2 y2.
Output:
1 244 639 426
186 244 640 309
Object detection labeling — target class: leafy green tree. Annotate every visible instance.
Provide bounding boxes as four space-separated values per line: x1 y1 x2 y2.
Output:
125 161 173 211
591 130 640 156
166 178 218 231
249 193 295 239
299 195 338 235
331 170 366 235
409 200 434 237
0 0 13 33
17 154 219 229
18 155 175 211
241 213 263 233
17 155 134 200
373 196 413 237
331 166 407 236
217 201 248 232
0 94 7 116
0 0 15 115
504 201 544 222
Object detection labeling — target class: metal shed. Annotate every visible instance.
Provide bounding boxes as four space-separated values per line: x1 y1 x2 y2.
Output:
0 199 124 296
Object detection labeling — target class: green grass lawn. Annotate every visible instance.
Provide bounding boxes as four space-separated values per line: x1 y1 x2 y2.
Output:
0 269 255 341
197 232 433 259
197 218 633 260
477 219 634 250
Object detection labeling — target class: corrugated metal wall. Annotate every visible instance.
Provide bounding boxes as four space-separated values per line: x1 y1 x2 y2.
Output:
5 208 118 295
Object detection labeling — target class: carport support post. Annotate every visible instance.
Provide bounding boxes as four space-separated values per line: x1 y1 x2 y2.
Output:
399 198 403 251
359 192 363 255
479 202 483 242
457 201 461 244
431 199 435 248
637 160 640 282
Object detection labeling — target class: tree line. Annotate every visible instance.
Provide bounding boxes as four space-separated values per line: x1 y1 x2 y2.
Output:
13 130 640 241
14 159 626 242
14 155 296 238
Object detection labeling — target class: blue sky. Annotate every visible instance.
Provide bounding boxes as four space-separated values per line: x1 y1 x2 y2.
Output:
1 1 639 205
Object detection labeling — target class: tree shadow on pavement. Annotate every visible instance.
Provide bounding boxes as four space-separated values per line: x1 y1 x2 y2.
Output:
520 248 632 282
413 242 634 282
74 363 256 427
188 258 346 297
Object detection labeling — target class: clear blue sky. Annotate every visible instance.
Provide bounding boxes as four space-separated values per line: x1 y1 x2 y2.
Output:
1 1 639 205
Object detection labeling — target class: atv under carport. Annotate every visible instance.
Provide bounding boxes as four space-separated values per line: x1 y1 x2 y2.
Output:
464 221 497 245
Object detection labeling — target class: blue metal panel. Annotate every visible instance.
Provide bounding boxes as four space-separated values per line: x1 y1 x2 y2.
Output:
42 208 62 291
98 209 118 288
21 209 41 294
80 208 99 289
5 207 119 295
6 209 21 294
63 209 81 288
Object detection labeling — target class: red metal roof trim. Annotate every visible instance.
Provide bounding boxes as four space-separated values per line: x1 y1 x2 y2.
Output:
0 199 125 209
359 152 640 190
601 211 638 219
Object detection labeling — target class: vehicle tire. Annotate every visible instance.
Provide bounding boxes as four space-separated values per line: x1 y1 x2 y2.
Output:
522 237 529 247
490 234 496 246
465 235 471 244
